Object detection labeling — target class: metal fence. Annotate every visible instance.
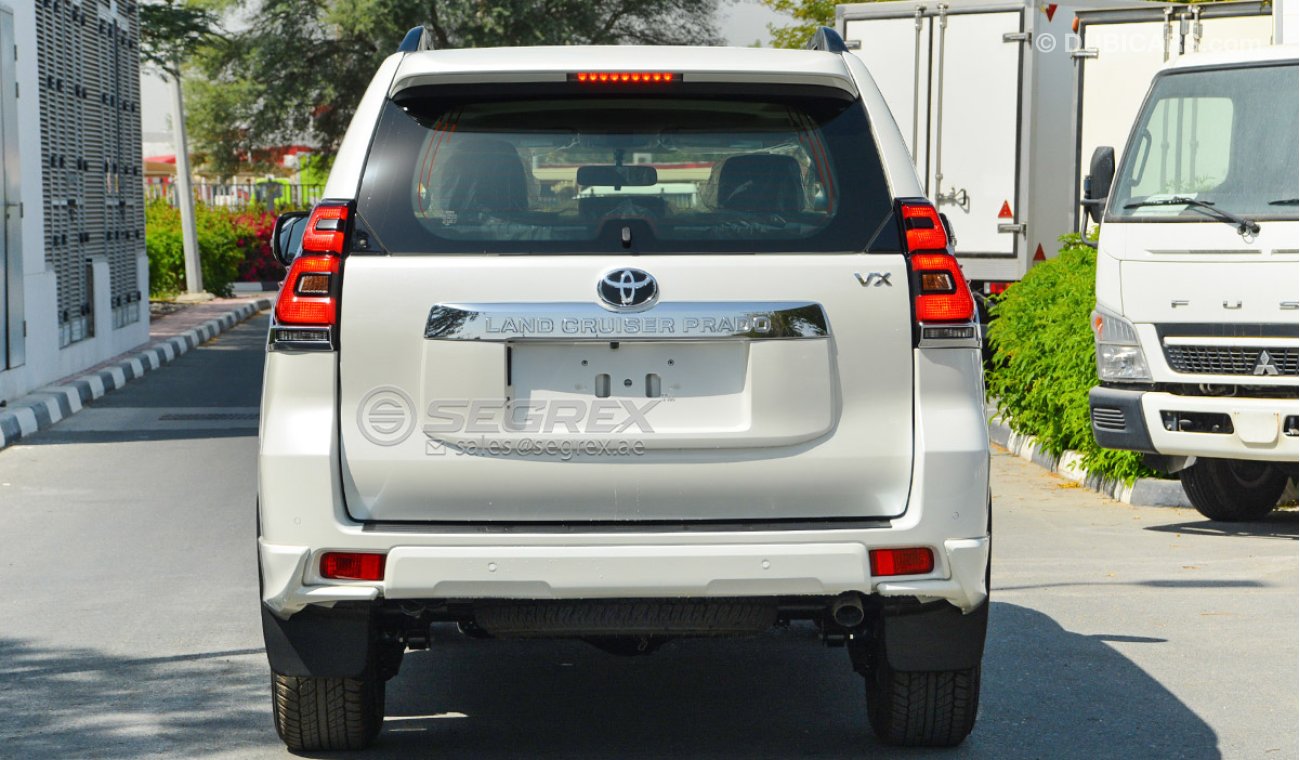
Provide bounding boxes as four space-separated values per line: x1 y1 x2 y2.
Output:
144 180 325 210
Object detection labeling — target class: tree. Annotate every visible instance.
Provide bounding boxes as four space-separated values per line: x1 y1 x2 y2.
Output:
139 0 223 76
760 0 835 49
180 0 722 177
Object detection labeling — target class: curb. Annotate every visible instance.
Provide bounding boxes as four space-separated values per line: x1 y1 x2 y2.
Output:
0 298 272 451
987 416 1193 509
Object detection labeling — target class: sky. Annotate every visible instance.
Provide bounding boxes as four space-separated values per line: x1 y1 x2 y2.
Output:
139 0 788 153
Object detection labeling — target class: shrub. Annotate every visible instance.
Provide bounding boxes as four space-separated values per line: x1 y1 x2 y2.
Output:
231 206 285 284
986 234 1157 483
144 201 187 297
145 201 284 297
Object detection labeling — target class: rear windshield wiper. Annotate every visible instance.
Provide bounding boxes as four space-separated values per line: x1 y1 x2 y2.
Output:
1268 198 1298 205
1123 197 1261 235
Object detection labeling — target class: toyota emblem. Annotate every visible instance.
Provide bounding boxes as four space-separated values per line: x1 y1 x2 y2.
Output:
598 268 659 311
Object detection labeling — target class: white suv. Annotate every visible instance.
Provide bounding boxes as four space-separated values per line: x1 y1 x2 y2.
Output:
259 26 990 752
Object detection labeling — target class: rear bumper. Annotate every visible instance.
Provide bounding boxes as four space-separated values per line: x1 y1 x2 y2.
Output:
1091 386 1299 462
260 535 990 618
259 345 991 621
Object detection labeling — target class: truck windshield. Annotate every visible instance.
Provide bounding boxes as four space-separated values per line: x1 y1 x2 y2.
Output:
354 90 899 254
1110 62 1298 223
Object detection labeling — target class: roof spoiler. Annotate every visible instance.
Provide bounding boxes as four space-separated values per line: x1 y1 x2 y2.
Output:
398 26 436 53
807 26 852 54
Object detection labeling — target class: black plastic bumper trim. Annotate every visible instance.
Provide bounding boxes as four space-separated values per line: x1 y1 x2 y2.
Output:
1089 385 1156 454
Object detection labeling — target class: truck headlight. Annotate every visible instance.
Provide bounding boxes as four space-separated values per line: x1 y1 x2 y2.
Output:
1091 306 1151 382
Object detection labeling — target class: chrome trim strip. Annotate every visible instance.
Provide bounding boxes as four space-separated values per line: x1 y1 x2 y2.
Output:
425 302 829 341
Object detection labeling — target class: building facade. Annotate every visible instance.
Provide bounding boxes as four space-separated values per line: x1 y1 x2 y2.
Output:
0 0 148 405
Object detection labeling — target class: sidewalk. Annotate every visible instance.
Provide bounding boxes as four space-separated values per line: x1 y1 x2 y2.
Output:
988 413 1299 509
0 295 273 450
986 414 1193 508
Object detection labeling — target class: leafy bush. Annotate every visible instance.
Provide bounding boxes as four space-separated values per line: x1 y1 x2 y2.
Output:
145 201 284 297
230 206 285 283
144 201 187 297
986 234 1157 483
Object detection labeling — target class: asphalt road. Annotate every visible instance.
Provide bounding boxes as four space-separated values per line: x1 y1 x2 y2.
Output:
0 312 1295 759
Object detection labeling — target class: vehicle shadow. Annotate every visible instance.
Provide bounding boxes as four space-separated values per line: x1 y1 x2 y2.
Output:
0 638 269 758
0 602 1219 758
353 601 1219 759
1144 510 1298 541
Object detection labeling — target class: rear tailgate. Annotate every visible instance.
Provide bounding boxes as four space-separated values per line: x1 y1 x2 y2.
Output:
333 64 916 524
338 254 914 523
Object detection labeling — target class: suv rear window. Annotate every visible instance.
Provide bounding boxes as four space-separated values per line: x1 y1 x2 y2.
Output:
354 87 899 254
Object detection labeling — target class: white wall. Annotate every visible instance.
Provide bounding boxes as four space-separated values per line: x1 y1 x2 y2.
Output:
1279 0 1299 44
0 0 149 404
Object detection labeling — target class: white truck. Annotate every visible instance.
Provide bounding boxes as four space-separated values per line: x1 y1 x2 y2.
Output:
837 0 1278 295
1084 46 1299 520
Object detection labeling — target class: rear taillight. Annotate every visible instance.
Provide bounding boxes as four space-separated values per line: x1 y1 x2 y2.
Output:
901 202 949 251
271 201 349 350
301 202 350 256
320 552 386 581
912 253 975 322
870 547 935 577
899 199 976 328
275 255 340 325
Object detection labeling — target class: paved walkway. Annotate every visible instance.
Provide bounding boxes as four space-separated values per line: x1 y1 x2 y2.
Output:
0 296 272 449
50 296 276 385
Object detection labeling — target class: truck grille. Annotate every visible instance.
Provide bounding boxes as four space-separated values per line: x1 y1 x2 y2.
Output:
1163 345 1298 376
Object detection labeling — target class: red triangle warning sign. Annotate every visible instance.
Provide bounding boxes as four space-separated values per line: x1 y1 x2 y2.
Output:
1033 244 1046 262
1044 3 1058 22
998 201 1013 219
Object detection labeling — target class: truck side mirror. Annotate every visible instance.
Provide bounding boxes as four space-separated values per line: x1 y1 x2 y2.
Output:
1082 146 1115 225
271 211 309 267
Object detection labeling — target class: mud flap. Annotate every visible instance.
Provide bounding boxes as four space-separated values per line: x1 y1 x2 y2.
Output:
879 599 989 672
262 602 374 678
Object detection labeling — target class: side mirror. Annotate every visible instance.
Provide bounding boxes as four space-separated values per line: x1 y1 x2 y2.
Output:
271 211 309 267
939 212 957 248
1082 146 1115 224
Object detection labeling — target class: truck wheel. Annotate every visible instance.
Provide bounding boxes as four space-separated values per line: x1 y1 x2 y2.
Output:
1180 458 1287 522
271 669 385 751
865 658 980 747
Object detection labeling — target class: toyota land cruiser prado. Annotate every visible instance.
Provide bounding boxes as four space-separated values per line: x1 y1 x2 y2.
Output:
259 27 991 751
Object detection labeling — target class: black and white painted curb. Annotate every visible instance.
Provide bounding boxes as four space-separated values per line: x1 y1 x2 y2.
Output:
987 415 1194 509
0 298 272 451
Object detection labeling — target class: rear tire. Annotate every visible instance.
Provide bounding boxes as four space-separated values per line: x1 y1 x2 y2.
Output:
271 670 385 752
865 656 980 747
1180 458 1287 522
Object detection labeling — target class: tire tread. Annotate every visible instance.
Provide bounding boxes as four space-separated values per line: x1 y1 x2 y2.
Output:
868 664 979 747
272 671 383 751
1180 458 1285 522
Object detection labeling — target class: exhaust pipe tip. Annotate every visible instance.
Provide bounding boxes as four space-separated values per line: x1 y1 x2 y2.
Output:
831 593 866 628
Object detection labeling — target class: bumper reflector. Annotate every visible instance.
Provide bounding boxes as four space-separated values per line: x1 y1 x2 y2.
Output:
921 325 977 341
870 547 935 577
321 552 386 581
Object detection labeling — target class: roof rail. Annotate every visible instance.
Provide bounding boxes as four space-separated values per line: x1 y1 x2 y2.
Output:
398 25 436 53
806 26 849 54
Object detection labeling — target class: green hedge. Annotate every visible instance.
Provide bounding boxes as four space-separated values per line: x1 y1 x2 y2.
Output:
144 201 283 298
986 234 1156 483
